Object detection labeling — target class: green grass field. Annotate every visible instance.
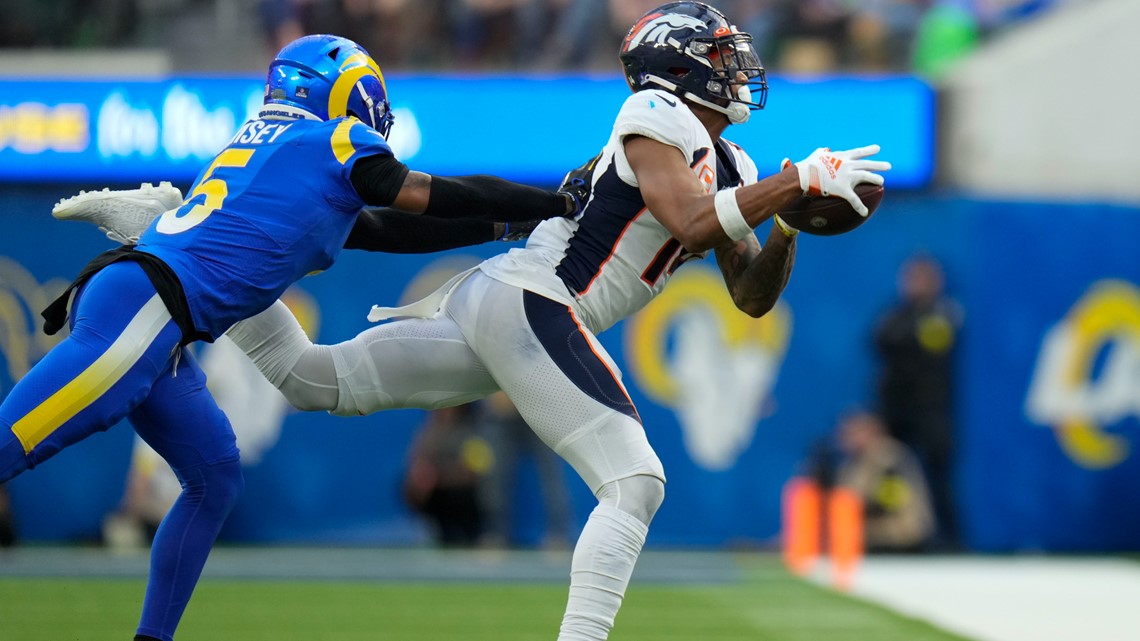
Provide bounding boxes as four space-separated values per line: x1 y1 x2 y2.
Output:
0 556 975 641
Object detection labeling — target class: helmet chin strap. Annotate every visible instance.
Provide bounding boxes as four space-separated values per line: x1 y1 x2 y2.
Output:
643 74 752 125
682 91 751 125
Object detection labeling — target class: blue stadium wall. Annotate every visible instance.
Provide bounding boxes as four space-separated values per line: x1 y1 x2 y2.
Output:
1 76 1138 552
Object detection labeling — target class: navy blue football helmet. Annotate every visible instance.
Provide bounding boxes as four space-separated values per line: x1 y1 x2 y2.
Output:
619 2 767 124
263 34 395 138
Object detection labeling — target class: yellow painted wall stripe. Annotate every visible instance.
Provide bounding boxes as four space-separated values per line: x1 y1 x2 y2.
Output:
12 294 172 453
331 119 358 165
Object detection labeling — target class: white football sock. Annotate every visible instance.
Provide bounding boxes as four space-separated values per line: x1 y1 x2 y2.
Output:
557 504 649 641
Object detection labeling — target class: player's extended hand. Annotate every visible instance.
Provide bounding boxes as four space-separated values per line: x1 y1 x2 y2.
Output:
557 153 601 217
788 145 891 217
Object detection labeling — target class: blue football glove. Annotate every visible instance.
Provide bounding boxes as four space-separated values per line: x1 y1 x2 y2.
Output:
557 153 601 217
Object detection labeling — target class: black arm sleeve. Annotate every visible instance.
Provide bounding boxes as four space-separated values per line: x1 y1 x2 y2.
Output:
349 154 412 207
344 208 499 254
424 175 567 222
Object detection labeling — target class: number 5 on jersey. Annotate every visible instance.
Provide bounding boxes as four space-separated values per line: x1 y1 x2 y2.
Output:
157 148 256 234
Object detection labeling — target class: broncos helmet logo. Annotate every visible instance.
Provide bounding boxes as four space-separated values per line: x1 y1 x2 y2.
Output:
623 14 708 51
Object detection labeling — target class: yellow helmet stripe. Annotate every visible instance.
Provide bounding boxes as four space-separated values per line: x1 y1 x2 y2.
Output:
327 53 386 119
339 53 385 89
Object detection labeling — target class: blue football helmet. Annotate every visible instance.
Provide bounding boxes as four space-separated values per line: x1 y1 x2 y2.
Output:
263 34 395 138
619 2 767 124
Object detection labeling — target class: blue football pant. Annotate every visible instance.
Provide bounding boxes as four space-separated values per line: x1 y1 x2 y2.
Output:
0 261 242 641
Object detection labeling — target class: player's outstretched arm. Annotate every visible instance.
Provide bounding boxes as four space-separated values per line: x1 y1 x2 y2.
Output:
345 209 507 253
346 155 606 249
346 169 592 250
346 209 545 252
373 169 577 223
350 152 578 223
624 135 802 253
713 221 797 318
626 137 890 253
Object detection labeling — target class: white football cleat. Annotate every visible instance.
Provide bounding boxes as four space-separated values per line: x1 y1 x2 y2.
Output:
52 181 184 244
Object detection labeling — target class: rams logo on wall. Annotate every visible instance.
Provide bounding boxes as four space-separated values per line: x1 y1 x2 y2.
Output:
625 266 791 471
0 257 68 394
1026 279 1140 469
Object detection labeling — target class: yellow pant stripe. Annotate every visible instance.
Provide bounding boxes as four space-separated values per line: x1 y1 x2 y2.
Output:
12 294 172 453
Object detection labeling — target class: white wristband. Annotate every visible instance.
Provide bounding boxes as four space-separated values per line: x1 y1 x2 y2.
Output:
714 187 752 241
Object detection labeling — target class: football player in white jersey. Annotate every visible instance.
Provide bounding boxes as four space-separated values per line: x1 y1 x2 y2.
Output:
59 3 889 639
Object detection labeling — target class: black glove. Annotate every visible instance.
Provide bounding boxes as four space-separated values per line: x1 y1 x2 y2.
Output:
499 219 543 242
557 153 601 217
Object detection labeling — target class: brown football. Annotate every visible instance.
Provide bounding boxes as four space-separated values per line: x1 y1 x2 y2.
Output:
777 183 885 236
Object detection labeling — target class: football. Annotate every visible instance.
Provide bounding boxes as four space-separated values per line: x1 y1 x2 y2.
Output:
777 183 885 236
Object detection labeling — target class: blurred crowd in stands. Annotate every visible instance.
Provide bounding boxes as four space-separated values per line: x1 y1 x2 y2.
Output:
2 0 1068 75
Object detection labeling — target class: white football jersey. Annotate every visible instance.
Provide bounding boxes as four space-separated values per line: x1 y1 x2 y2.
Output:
480 88 760 334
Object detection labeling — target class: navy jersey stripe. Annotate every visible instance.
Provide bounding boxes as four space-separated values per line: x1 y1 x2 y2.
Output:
667 249 699 275
641 238 681 286
555 162 645 295
522 291 640 422
715 139 743 190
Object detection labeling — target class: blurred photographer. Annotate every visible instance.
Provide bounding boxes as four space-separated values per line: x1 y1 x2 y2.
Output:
836 410 935 553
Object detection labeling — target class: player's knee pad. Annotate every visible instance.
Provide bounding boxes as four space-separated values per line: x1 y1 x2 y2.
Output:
595 474 665 527
328 333 390 416
278 346 339 412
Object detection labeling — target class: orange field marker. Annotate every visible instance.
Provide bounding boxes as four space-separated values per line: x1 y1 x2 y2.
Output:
781 477 822 576
782 478 865 590
827 487 864 591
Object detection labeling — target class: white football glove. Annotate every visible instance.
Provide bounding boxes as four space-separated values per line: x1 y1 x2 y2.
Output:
785 145 891 217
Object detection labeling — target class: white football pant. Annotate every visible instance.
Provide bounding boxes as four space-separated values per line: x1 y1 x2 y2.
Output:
227 270 666 641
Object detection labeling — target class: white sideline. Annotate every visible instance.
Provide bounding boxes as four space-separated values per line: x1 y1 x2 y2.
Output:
834 556 1140 641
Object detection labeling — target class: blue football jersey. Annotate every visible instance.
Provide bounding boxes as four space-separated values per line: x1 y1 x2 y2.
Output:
136 116 392 339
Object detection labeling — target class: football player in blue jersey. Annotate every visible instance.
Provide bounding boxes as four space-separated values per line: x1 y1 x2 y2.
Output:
0 34 585 641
